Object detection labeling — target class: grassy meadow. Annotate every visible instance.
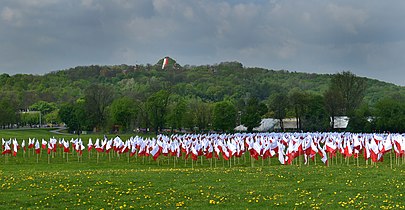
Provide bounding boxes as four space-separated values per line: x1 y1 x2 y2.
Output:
1 129 405 209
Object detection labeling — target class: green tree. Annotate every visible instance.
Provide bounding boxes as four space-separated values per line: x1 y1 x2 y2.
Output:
241 97 267 132
212 100 237 132
188 98 212 132
0 98 19 128
303 94 329 131
20 112 40 127
346 103 373 133
146 90 170 134
374 98 405 133
289 90 309 130
330 71 367 115
29 101 57 115
323 88 344 129
270 93 289 131
167 97 187 131
44 109 60 126
110 97 137 132
59 100 89 134
84 84 114 131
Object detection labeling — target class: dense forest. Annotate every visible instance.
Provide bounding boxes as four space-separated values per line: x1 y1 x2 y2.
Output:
1 57 405 133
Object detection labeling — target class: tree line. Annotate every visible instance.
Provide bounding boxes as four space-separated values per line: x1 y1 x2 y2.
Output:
1 59 405 133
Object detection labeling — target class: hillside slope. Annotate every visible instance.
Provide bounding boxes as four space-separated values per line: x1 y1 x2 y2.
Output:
0 59 403 108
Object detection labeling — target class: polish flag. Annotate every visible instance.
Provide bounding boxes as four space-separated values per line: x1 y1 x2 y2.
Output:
151 144 162 161
63 140 70 153
12 139 18 156
161 57 169 69
35 140 41 154
28 138 34 149
88 138 93 152
41 139 47 149
22 139 26 151
2 142 11 155
47 142 53 154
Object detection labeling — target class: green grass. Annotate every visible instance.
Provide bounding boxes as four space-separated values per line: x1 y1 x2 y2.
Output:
1 129 405 209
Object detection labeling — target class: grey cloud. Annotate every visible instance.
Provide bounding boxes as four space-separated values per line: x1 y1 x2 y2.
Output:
0 0 405 86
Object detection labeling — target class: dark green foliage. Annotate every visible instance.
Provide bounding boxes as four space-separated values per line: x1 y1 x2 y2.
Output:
109 97 138 132
213 100 237 132
289 90 309 130
303 94 330 132
330 71 367 115
146 90 170 134
374 98 405 133
270 93 289 131
188 98 212 132
0 97 19 128
323 87 344 129
346 104 374 133
241 97 267 132
59 101 90 134
84 84 115 131
166 96 188 131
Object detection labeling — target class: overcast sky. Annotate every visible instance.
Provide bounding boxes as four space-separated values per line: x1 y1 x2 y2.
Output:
1 0 405 85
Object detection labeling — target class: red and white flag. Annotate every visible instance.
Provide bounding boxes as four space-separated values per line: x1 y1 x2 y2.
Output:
151 144 162 161
41 139 47 149
94 138 104 153
318 144 328 166
88 138 93 152
161 57 169 69
22 139 26 151
28 138 34 149
63 140 70 153
2 142 11 155
47 142 53 154
35 140 41 154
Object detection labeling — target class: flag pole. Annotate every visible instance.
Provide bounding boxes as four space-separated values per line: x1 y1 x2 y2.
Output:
314 154 316 166
390 150 393 169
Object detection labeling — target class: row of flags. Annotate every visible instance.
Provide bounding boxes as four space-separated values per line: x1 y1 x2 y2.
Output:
2 132 405 165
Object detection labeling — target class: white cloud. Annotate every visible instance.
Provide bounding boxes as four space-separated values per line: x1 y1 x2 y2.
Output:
326 4 368 34
1 7 16 21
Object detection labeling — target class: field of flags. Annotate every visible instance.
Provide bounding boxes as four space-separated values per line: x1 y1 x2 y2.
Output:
2 132 405 167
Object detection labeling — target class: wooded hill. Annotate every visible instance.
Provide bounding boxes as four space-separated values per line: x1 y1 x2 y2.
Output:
0 58 403 108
